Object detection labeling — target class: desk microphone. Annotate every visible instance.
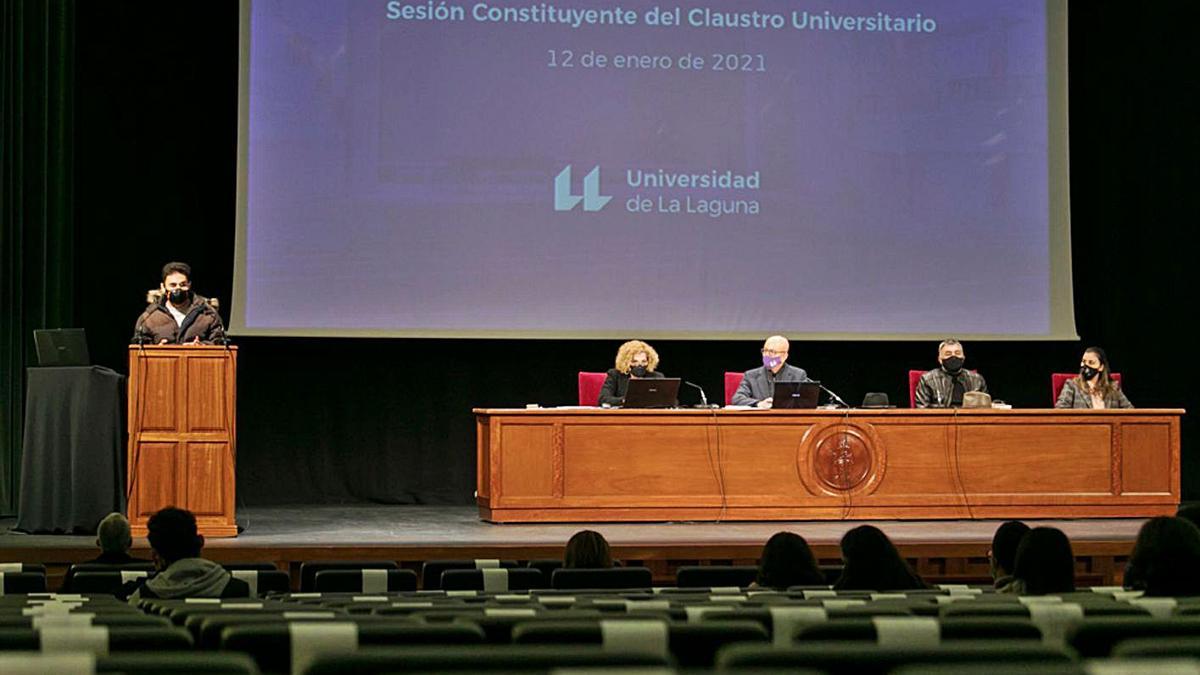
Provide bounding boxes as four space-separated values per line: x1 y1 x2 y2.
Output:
683 381 717 408
818 383 851 408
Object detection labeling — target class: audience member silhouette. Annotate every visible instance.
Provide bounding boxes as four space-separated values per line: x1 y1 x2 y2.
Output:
989 520 1031 591
563 529 613 568
1125 516 1200 597
833 525 927 591
89 512 150 565
753 531 826 589
1176 504 1200 531
123 507 249 600
1009 526 1076 595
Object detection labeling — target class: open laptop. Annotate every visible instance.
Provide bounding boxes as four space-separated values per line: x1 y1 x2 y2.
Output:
771 380 821 409
622 377 681 408
33 328 90 367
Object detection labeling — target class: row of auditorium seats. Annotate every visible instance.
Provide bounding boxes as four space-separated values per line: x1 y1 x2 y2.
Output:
4 584 1200 673
4 560 848 595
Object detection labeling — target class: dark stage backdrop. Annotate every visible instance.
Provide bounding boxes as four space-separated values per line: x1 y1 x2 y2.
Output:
4 1 1194 512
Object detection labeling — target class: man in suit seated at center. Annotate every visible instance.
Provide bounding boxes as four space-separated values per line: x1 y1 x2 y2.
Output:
732 335 808 408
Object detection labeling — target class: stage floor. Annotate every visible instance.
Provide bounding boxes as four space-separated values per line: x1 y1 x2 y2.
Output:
1 503 1144 551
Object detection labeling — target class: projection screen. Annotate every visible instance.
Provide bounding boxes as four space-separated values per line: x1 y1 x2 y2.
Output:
233 0 1074 340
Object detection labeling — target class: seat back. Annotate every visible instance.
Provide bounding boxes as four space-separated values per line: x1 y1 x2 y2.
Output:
440 568 546 592
908 370 924 408
69 570 151 595
1052 372 1122 404
551 567 653 590
299 561 399 592
421 559 517 590
220 621 486 674
0 571 47 595
304 645 670 675
717 640 1072 673
675 565 757 589
724 372 745 405
228 569 291 597
578 372 607 406
312 569 417 593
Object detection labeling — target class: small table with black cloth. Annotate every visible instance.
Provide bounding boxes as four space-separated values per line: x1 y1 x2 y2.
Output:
16 366 125 533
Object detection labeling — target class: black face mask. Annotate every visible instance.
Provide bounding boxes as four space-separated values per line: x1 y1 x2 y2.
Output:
1081 365 1100 380
168 288 191 305
630 366 648 377
941 356 964 374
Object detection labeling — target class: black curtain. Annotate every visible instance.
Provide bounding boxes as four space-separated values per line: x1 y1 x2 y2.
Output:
0 0 75 515
2 1 1197 511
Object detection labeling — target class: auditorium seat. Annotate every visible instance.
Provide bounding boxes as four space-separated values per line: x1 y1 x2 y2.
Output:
299 561 399 592
724 372 745 405
0 571 47 595
1069 616 1200 657
1113 636 1200 658
908 370 924 407
0 614 169 629
313 569 417 593
229 569 291 597
69 569 151 595
512 618 769 667
0 652 260 674
796 617 1042 643
421 559 518 590
699 604 915 643
397 609 603 643
578 371 607 406
675 565 757 589
716 640 1073 674
62 562 156 593
220 621 486 674
551 567 654 590
0 625 193 653
0 563 46 575
1051 372 1122 404
440 568 545 592
303 644 672 674
526 559 563 580
189 610 351 649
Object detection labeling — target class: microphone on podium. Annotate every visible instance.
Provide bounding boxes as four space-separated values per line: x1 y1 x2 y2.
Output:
683 381 717 409
817 383 851 408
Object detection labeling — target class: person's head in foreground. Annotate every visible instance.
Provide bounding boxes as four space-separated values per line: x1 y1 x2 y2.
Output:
563 529 613 568
96 512 134 556
756 531 825 589
989 520 1031 586
1125 516 1200 597
834 524 926 591
129 506 245 600
1011 526 1076 595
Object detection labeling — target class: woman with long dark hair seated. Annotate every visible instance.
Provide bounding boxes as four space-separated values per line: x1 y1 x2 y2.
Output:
833 525 926 591
563 529 613 568
753 531 825 589
1055 346 1132 409
1125 517 1200 596
1008 526 1076 595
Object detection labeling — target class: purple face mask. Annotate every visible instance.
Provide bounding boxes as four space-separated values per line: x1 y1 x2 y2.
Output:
763 354 783 369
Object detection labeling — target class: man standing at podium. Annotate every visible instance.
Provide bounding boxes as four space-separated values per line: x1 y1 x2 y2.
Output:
131 262 226 344
731 335 809 408
915 339 988 408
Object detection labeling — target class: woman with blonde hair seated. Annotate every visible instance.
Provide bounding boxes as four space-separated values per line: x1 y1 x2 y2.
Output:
1055 346 1132 409
598 339 664 406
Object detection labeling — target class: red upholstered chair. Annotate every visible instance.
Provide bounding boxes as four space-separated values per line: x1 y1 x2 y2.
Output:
578 371 608 406
724 372 745 406
1052 372 1121 405
908 370 924 408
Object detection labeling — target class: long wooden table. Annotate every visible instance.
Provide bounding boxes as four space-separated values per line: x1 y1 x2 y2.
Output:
474 408 1183 523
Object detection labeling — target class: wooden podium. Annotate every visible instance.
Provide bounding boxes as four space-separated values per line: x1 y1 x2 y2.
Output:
127 345 237 537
